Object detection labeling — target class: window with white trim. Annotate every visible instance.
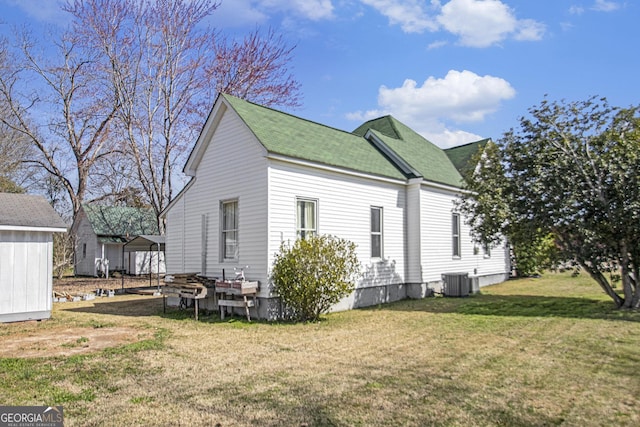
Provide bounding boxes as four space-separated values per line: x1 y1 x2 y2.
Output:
296 198 317 239
221 200 238 261
371 206 383 258
452 213 461 258
483 243 491 258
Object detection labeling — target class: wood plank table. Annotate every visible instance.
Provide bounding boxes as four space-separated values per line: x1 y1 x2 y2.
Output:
215 281 259 321
162 282 208 321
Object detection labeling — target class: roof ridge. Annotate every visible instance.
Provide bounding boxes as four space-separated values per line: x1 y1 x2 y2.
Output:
445 138 491 151
222 93 359 139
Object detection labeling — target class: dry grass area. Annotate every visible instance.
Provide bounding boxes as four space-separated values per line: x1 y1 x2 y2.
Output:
1 272 639 426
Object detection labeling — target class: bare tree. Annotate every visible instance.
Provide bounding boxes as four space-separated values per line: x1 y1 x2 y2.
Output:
211 28 301 109
65 0 301 231
0 28 119 217
0 41 36 192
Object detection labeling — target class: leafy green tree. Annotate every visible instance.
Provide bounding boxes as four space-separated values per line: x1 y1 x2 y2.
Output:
459 96 640 308
271 235 361 322
458 141 558 277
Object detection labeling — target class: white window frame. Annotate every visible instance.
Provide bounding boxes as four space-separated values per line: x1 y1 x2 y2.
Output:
221 199 238 261
452 213 461 258
370 206 383 259
483 243 491 258
296 198 317 239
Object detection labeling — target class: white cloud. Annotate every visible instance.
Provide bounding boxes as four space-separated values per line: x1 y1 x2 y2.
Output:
213 0 334 27
3 0 68 24
437 0 544 47
513 18 546 41
591 0 621 12
260 0 335 20
569 5 585 15
347 70 515 147
427 40 449 49
378 70 516 122
359 0 438 33
424 128 484 148
214 0 270 27
358 0 545 47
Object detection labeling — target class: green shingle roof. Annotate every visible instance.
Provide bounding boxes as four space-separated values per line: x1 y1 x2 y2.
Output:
222 94 407 181
82 204 158 238
222 94 480 188
445 139 489 178
353 116 465 187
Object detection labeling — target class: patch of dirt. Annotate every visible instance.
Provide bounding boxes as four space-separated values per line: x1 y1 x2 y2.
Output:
0 326 152 358
54 275 161 295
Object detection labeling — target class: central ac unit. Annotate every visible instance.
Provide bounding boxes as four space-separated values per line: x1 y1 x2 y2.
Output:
441 272 470 297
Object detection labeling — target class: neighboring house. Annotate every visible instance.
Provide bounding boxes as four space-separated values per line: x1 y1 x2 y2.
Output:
161 94 510 319
72 204 165 276
0 193 67 323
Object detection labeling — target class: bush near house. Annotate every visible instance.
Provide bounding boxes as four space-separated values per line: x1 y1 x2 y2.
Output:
271 234 360 322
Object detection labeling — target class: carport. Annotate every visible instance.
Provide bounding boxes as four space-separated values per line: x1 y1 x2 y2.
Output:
123 235 165 291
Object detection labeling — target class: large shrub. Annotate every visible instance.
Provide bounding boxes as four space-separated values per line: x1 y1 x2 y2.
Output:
271 234 361 322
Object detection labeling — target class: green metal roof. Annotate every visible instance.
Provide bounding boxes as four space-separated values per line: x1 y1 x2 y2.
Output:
353 116 465 188
222 94 407 181
445 139 489 178
82 204 159 238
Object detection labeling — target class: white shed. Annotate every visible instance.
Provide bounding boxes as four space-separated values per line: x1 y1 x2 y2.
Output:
0 193 67 323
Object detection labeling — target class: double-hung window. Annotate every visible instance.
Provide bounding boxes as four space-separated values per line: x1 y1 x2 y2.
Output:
296 198 317 239
452 213 461 258
221 200 238 261
483 243 491 258
370 206 383 258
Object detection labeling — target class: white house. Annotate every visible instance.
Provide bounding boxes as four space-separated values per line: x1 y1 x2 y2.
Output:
72 204 165 277
0 193 67 322
161 94 510 319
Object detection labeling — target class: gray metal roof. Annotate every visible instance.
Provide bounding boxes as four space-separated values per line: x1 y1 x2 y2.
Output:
123 235 165 252
0 193 67 230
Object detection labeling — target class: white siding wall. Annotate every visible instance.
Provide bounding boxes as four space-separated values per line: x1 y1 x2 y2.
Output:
73 210 99 276
105 244 124 271
420 184 508 283
268 161 407 289
128 251 166 275
164 107 269 295
0 230 53 322
405 179 422 283
165 194 185 273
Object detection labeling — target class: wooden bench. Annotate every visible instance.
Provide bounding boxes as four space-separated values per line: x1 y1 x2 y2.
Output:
215 281 259 321
162 282 208 321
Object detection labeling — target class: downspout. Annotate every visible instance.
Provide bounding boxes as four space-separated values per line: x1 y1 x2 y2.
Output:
157 242 161 292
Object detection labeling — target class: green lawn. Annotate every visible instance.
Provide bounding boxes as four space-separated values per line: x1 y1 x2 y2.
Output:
1 272 639 426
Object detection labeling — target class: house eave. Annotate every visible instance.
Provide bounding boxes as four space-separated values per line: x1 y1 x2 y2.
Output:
0 225 67 233
160 177 196 219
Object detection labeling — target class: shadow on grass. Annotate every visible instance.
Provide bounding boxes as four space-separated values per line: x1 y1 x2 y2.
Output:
61 296 259 325
61 296 165 317
377 293 640 322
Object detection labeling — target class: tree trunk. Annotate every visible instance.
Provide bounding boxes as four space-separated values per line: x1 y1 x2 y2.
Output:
581 262 624 307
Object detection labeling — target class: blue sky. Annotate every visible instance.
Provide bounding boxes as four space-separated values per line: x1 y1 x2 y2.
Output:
1 0 637 148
